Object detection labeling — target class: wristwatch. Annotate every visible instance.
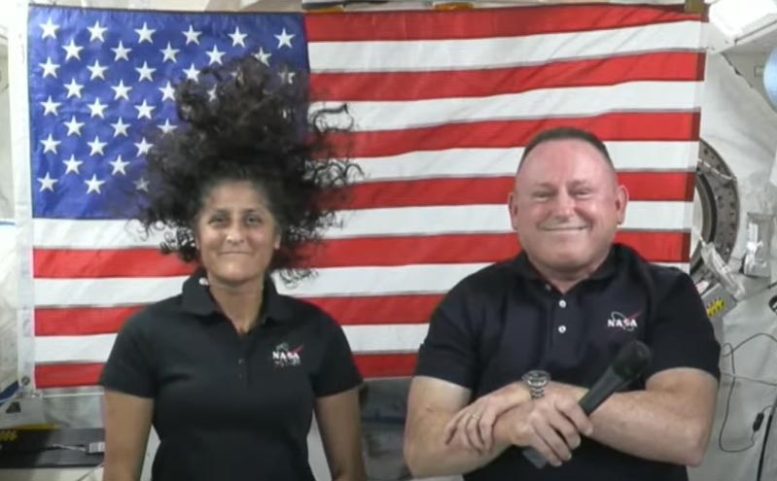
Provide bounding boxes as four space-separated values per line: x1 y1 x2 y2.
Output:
522 370 551 399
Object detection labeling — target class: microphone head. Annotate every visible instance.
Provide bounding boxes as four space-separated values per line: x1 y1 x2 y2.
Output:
611 340 652 380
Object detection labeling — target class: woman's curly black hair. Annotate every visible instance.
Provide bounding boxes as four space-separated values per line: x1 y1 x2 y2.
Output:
138 57 357 282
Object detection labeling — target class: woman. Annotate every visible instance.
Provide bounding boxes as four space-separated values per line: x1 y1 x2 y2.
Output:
100 58 366 481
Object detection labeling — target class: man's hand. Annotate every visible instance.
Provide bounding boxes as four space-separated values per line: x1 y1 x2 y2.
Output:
443 382 529 453
499 383 593 467
445 382 593 467
525 390 592 466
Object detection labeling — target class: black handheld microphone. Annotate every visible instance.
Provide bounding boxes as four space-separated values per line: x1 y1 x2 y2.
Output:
523 340 652 469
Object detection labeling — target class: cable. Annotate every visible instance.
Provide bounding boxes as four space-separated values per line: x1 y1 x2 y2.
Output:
50 441 105 455
720 372 777 388
0 385 20 416
717 333 777 456
51 443 87 452
756 397 777 481
45 442 105 481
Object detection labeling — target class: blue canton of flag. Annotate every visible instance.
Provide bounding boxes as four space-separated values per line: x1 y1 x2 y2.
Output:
28 6 308 219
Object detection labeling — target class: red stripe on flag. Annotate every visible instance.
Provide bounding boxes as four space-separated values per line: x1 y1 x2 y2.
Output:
34 295 445 335
353 353 418 378
36 306 142 336
33 231 689 281
312 53 704 101
333 113 701 158
308 232 689 268
36 355 418 388
34 249 194 279
307 294 444 326
348 173 693 209
304 235 520 268
36 363 106 389
306 5 698 41
618 172 695 201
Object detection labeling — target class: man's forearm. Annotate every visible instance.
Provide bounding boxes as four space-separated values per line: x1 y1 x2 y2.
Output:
586 388 713 466
404 409 509 477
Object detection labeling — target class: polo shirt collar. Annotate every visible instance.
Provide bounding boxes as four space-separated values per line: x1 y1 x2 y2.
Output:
512 244 620 282
180 269 292 323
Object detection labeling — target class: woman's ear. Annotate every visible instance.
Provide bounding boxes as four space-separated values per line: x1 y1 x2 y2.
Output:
190 226 200 250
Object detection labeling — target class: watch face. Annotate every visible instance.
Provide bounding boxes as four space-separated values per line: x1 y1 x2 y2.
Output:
522 370 550 388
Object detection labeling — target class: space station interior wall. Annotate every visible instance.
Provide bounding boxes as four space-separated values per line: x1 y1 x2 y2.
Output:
0 50 11 219
688 52 777 481
0 47 18 409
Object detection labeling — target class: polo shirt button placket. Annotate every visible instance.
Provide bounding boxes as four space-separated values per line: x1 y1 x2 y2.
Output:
556 299 569 337
237 357 247 383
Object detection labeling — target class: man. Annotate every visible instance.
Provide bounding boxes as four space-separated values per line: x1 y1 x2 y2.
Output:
403 128 720 481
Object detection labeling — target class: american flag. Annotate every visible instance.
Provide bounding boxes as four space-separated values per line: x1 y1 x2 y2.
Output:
21 4 705 389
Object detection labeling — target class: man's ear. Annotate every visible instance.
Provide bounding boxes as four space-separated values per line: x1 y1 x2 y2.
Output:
508 191 520 231
615 185 629 225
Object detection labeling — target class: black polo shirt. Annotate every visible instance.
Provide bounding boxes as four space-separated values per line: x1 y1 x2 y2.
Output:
416 244 720 481
100 272 362 481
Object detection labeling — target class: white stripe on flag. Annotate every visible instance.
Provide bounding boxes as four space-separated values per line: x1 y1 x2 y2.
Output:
33 219 164 249
33 261 687 308
33 201 691 249
316 82 702 131
344 324 428 353
34 324 430 363
35 276 189 308
309 22 703 72
356 142 698 182
328 202 690 239
34 264 485 306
